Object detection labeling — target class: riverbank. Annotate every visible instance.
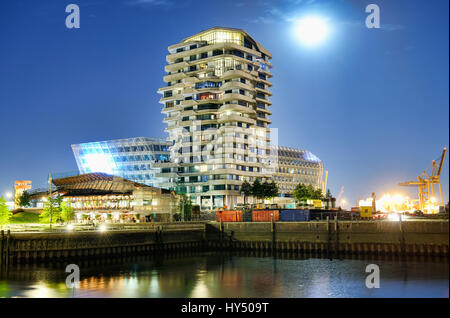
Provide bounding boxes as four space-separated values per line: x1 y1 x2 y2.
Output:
1 220 448 264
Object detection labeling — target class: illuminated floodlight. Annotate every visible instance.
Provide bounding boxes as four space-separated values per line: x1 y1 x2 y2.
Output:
67 224 74 231
388 213 401 222
99 224 107 232
294 16 330 47
82 153 115 174
5 192 12 199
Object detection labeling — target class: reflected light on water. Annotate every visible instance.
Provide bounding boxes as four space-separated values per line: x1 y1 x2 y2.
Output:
25 282 62 298
307 271 332 297
1 254 448 298
190 270 210 298
149 272 160 296
190 279 210 298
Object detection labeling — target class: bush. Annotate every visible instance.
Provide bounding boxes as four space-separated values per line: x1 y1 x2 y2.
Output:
10 212 40 224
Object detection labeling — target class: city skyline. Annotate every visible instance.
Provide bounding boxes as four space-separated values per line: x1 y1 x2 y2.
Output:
0 0 448 206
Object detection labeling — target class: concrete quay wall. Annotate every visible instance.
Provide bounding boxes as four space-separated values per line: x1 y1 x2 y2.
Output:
0 223 206 263
1 220 448 264
205 220 449 257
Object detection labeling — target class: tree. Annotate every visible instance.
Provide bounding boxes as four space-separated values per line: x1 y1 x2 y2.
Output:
40 196 62 227
178 194 193 221
241 181 253 204
326 189 333 199
269 181 279 199
311 187 324 200
262 180 279 200
0 196 12 229
293 183 310 203
252 179 265 202
293 183 323 203
61 200 75 223
19 190 31 207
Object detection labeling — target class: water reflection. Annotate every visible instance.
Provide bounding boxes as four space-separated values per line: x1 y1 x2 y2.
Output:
0 252 448 298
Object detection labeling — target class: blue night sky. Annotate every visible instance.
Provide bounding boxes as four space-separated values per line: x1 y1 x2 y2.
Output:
0 0 448 206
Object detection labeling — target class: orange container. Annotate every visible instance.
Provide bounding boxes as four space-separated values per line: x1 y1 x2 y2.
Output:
252 210 279 222
216 210 242 222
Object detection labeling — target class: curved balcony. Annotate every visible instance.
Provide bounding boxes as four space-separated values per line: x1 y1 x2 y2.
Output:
221 93 254 104
221 69 254 81
220 81 255 92
157 86 174 93
219 103 255 115
183 76 201 84
181 87 198 95
161 104 182 114
165 61 189 73
159 93 183 104
164 72 187 82
255 96 272 105
255 86 272 96
217 114 255 125
180 99 198 107
257 77 272 87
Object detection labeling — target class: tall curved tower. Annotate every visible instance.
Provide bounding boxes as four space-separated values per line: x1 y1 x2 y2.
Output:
155 27 273 210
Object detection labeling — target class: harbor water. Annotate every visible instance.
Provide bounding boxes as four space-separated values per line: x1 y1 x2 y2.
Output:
0 252 448 298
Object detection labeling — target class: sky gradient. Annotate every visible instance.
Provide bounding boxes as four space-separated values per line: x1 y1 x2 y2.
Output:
0 0 448 206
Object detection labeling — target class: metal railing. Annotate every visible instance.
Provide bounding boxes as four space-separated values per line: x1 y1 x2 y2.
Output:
5 221 206 233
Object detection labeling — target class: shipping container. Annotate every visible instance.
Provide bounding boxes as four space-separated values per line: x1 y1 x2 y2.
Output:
242 211 252 222
252 210 279 222
216 210 242 222
280 209 310 222
309 209 339 220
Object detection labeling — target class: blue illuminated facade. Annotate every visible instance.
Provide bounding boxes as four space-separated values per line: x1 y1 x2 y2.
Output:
71 137 171 187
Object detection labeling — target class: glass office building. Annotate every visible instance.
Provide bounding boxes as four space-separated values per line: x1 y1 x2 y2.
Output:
71 137 171 187
272 146 324 197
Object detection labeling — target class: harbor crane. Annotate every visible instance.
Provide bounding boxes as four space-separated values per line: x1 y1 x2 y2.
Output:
398 147 447 213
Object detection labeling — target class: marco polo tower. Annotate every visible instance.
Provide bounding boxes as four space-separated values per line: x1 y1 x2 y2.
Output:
155 27 274 210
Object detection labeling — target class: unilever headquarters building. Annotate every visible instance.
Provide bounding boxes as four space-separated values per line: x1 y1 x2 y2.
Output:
71 27 325 211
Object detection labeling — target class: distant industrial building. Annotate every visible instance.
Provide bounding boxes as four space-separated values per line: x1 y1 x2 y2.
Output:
71 137 171 187
272 146 324 197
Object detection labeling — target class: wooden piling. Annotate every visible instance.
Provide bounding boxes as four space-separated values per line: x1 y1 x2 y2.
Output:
5 230 10 268
0 230 4 267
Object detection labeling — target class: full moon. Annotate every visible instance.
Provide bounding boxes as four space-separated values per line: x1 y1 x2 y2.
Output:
294 16 330 46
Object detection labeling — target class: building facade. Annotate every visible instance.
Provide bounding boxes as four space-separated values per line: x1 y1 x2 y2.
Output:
69 27 326 211
272 146 324 197
154 27 275 210
29 173 179 222
71 137 171 187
